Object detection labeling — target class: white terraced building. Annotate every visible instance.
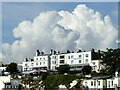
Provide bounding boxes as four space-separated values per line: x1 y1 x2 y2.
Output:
22 50 102 73
50 51 92 71
82 72 120 89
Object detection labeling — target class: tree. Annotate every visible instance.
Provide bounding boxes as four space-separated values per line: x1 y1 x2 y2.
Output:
6 62 18 74
57 64 70 74
101 48 120 75
82 65 92 75
91 48 102 60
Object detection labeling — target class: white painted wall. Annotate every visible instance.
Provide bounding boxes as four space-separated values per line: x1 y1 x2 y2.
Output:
0 75 11 90
50 55 58 70
107 78 114 88
22 55 50 72
90 60 102 72
22 51 93 71
0 67 6 71
66 52 91 65
83 79 104 89
113 77 120 87
34 55 49 69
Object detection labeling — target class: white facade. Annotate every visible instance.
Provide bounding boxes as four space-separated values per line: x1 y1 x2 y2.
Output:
0 75 11 90
66 52 91 65
107 78 114 88
22 58 34 72
50 54 58 71
34 54 50 69
50 51 91 71
22 50 103 72
90 60 102 72
83 76 120 89
83 78 104 89
22 50 50 72
113 77 120 88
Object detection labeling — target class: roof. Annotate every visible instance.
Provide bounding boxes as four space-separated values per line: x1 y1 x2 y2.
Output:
88 76 112 80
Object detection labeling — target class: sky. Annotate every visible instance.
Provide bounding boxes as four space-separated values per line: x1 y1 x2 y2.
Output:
1 2 119 63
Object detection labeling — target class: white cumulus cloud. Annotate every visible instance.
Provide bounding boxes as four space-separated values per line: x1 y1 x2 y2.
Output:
1 4 117 63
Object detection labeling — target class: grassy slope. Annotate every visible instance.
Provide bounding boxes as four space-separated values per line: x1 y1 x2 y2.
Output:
43 74 82 90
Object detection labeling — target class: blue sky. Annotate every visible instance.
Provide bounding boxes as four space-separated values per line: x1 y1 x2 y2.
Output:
2 2 118 44
1 2 119 63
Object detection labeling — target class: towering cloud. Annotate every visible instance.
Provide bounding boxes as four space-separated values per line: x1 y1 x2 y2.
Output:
2 4 117 63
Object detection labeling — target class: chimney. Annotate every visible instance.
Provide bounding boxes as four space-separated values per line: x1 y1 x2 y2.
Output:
50 49 53 55
31 59 34 61
24 58 28 62
36 50 40 56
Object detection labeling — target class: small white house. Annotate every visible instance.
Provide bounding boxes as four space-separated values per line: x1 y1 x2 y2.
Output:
83 77 105 89
0 75 11 90
83 73 120 89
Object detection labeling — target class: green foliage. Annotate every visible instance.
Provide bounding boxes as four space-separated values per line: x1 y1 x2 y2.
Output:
43 74 82 90
6 62 18 74
101 48 120 75
91 71 98 76
91 48 101 60
57 64 70 74
41 73 48 80
82 65 92 75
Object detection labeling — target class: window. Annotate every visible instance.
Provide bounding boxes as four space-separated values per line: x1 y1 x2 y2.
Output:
24 68 28 71
68 56 70 59
71 60 73 64
112 81 113 86
25 64 27 66
44 58 45 60
52 56 54 59
40 58 42 60
86 59 88 63
79 60 81 63
52 61 55 64
79 55 81 58
24 68 26 71
108 81 110 87
86 54 89 57
40 62 41 65
31 63 34 66
71 55 74 58
98 81 100 86
54 56 56 59
91 81 93 86
36 58 38 60
36 62 38 66
52 66 55 70
43 62 45 65
94 81 96 86
60 60 64 63
60 55 64 59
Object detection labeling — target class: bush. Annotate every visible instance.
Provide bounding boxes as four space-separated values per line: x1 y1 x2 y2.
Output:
57 64 70 74
41 73 48 80
82 65 92 75
43 74 82 90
